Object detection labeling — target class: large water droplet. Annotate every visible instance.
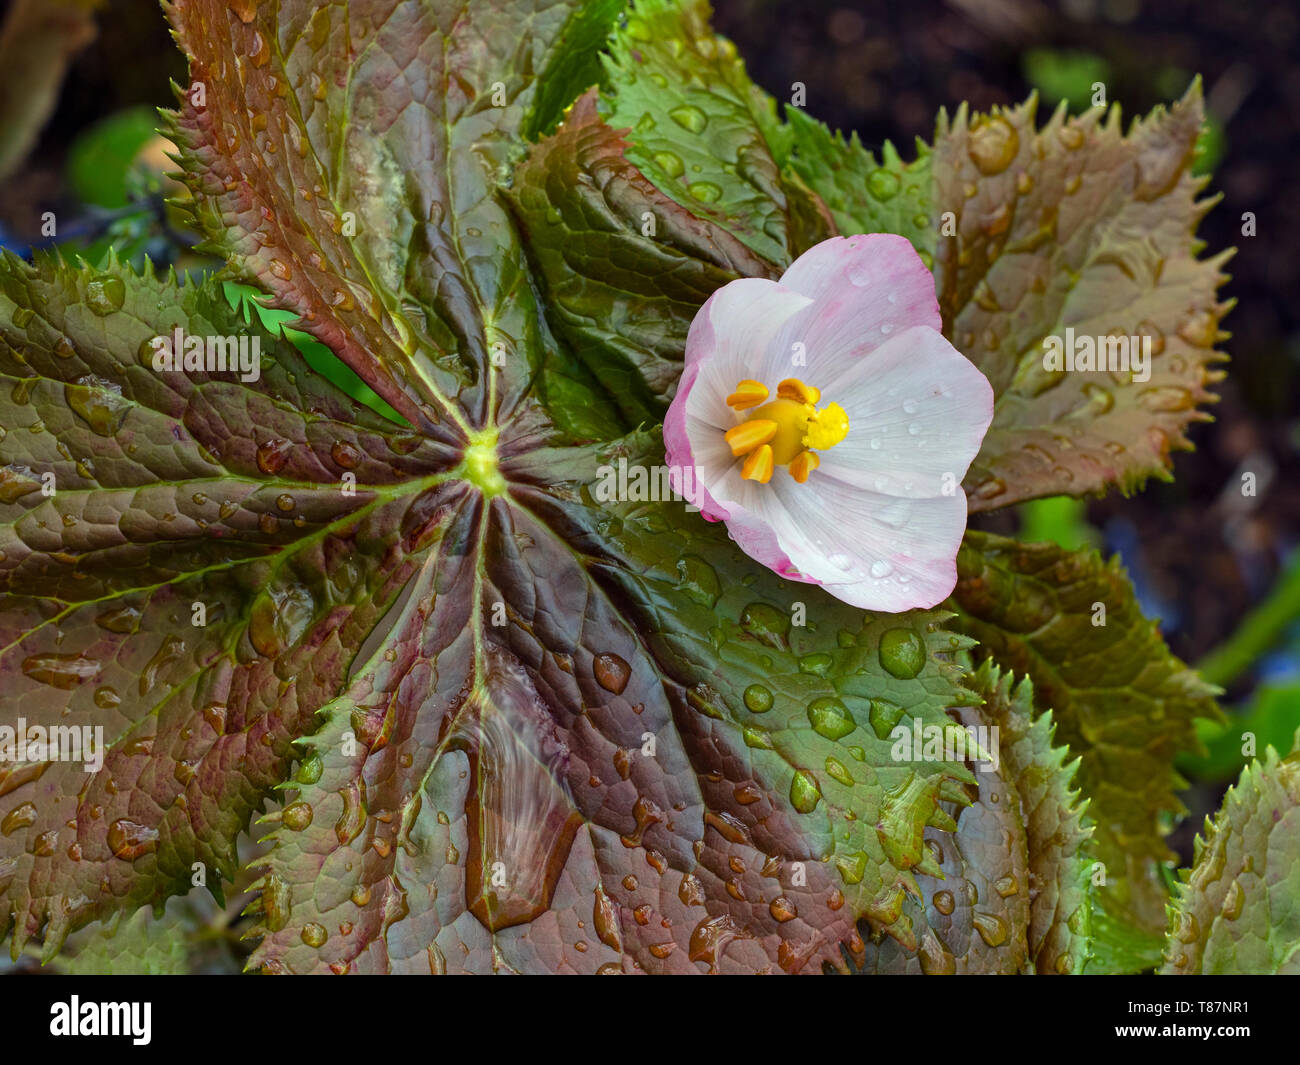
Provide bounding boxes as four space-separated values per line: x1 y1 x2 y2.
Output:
870 559 894 579
653 151 685 179
789 770 821 814
300 922 328 947
878 629 926 678
85 276 126 316
593 652 631 694
743 684 773 713
331 440 361 469
263 873 291 931
768 896 797 923
918 930 957 974
867 168 900 200
0 465 42 504
688 181 722 203
95 604 142 634
249 583 315 658
968 116 1020 175
807 697 856 740
21 652 99 690
65 376 131 436
282 801 313 831
972 911 1009 947
675 554 720 607
256 438 293 474
1 802 37 835
740 602 790 648
108 818 159 860
867 698 904 740
668 105 707 133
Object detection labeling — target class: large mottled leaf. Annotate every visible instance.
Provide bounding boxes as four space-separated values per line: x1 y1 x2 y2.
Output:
932 87 1230 509
962 660 1093 973
765 87 1228 511
509 92 775 425
599 0 791 266
166 0 611 436
1163 729 1300 975
248 432 983 974
948 530 1221 970
0 253 446 959
1 0 986 974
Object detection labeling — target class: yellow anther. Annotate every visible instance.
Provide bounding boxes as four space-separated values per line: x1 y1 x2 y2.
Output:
788 450 820 484
802 402 849 451
723 378 848 484
724 418 777 457
741 444 775 483
777 378 820 405
726 379 770 411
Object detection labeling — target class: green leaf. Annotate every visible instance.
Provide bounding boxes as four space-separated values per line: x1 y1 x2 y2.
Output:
509 92 774 425
777 108 935 266
949 530 1222 969
1163 729 1300 974
962 660 1094 974
599 0 792 265
55 902 196 976
166 0 602 440
931 85 1231 510
521 0 625 141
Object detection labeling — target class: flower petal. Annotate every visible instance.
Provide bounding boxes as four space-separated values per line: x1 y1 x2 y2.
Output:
760 480 970 610
678 277 813 431
815 325 995 498
667 278 810 516
762 234 942 385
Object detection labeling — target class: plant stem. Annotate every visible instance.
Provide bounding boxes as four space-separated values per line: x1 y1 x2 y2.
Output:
1196 550 1300 688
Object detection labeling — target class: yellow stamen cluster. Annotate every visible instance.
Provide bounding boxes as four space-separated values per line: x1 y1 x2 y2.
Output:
723 377 848 484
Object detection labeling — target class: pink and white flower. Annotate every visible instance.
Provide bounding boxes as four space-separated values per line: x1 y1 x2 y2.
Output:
665 234 995 612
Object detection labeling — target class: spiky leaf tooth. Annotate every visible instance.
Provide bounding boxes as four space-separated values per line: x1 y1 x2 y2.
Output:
963 660 1094 973
949 530 1221 970
1163 728 1300 975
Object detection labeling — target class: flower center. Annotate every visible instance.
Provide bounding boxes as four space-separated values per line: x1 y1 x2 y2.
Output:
722 377 849 484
